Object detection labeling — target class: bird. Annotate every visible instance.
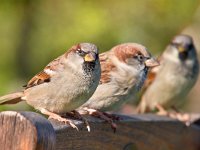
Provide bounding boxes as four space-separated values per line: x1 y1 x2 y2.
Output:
137 35 199 123
0 43 101 130
78 43 159 129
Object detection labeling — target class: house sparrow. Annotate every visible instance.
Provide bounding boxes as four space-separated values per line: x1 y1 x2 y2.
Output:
137 35 199 123
78 43 159 129
0 43 101 130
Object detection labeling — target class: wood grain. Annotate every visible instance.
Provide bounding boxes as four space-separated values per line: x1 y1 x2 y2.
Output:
50 114 200 150
1 111 200 150
0 111 56 150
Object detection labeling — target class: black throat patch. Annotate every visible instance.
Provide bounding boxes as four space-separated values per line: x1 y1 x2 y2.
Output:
82 61 96 75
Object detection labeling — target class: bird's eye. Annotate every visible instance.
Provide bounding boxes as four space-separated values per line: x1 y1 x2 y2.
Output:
137 54 144 61
76 49 85 56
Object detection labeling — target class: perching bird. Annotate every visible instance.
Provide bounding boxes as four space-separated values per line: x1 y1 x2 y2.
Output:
137 35 199 122
0 43 101 130
78 43 159 128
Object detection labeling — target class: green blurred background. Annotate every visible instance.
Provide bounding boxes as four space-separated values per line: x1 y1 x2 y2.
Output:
0 0 200 112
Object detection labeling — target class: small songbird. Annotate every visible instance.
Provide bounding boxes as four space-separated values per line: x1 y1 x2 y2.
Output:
0 43 101 130
137 35 199 121
78 43 159 128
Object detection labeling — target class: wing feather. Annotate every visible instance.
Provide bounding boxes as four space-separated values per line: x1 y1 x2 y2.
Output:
99 52 116 84
24 55 64 88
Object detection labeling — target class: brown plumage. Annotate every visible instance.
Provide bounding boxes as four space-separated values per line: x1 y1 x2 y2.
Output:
80 43 159 111
99 53 116 84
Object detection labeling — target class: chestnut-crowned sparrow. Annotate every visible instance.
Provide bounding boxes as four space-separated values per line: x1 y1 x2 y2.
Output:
78 43 159 129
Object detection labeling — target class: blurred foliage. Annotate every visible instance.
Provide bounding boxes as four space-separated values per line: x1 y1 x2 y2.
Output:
0 0 200 111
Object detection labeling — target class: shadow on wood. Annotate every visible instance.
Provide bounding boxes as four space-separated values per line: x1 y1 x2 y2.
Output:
0 111 200 150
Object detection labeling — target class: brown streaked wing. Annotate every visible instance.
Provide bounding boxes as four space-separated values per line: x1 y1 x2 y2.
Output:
25 71 51 88
24 55 64 88
99 52 116 84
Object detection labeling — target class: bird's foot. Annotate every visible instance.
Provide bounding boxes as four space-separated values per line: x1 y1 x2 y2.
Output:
156 104 168 116
102 112 121 121
40 108 79 130
64 110 90 132
168 111 191 126
49 115 79 130
80 107 117 132
156 104 191 126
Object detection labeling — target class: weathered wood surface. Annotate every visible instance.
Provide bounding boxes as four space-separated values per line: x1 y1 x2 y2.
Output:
0 111 56 150
1 111 200 150
51 114 200 150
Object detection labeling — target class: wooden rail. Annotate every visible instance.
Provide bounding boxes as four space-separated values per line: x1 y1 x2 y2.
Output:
0 111 200 150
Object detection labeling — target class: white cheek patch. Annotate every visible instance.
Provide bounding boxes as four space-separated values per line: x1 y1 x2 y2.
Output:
65 54 84 72
112 56 139 76
163 48 180 63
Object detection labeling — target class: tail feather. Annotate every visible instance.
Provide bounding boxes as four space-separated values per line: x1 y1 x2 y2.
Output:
0 92 24 105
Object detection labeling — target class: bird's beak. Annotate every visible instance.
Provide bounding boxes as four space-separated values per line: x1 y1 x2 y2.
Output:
177 46 185 53
84 52 96 62
145 58 159 67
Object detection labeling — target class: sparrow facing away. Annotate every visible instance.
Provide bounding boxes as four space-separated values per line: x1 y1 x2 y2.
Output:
78 43 159 129
137 35 199 120
0 43 101 130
